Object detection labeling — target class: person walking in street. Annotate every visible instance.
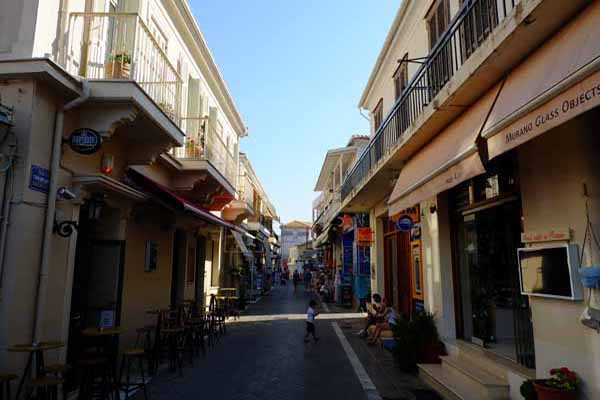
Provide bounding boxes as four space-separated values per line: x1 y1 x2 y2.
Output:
304 269 313 294
293 270 300 293
304 300 319 343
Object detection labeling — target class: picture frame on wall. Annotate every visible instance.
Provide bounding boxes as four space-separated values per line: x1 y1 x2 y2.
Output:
145 241 158 272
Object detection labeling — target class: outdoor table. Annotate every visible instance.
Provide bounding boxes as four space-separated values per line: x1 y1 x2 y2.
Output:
81 328 123 398
7 341 64 399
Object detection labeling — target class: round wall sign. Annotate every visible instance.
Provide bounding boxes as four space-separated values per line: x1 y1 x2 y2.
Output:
396 215 414 232
68 128 102 155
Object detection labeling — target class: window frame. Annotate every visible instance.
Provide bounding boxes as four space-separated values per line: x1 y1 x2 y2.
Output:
426 0 451 50
373 98 384 132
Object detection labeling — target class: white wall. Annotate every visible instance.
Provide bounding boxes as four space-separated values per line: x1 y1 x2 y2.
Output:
518 109 600 399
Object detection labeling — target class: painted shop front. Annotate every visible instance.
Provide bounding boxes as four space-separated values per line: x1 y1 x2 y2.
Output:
387 3 600 396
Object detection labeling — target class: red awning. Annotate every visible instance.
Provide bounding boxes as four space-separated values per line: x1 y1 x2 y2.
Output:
127 169 235 230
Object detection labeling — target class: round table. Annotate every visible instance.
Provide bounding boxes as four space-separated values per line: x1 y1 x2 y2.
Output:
7 341 64 399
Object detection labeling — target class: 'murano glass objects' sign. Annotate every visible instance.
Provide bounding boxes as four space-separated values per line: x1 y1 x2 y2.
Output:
68 128 102 155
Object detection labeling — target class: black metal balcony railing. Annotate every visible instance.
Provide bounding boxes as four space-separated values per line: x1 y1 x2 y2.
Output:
341 0 519 202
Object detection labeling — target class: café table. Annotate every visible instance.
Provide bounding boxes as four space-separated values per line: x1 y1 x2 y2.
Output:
7 341 64 399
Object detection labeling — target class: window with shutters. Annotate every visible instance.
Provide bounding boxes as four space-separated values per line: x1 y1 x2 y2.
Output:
426 0 450 50
393 54 409 101
373 99 383 132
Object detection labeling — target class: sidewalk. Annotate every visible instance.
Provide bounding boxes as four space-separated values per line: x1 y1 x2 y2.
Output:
335 319 441 400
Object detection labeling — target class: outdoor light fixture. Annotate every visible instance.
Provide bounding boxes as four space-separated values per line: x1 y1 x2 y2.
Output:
101 154 114 175
87 195 106 220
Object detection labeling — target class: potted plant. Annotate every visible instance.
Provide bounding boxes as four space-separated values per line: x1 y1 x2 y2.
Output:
412 311 446 364
105 53 131 79
533 368 578 400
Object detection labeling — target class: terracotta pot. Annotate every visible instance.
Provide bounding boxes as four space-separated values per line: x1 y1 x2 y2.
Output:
105 61 130 79
418 341 446 364
534 381 576 400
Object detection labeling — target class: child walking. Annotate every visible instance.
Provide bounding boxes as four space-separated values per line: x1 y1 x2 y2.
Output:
304 300 319 343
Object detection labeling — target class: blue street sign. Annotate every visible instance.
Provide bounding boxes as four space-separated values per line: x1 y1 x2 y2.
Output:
29 165 50 194
396 215 414 232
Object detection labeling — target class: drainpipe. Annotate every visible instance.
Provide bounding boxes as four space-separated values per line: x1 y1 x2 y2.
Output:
32 80 89 343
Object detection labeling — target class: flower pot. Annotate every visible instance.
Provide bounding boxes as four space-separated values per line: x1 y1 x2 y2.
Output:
534 381 576 400
418 341 446 364
105 61 131 79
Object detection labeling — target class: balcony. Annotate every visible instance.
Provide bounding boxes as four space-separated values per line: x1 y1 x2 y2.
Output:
172 116 239 188
313 191 341 228
340 0 589 210
222 172 255 223
65 12 182 126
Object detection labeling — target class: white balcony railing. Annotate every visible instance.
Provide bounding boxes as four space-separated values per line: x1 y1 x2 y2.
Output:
172 117 238 188
65 12 182 126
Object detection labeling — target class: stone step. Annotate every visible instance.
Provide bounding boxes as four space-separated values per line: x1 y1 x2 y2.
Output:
441 356 510 399
418 364 481 400
453 340 535 380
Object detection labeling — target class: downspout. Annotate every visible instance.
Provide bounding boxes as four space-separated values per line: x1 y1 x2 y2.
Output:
32 79 89 343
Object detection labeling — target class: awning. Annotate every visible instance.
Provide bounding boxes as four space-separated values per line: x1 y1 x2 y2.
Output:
263 238 272 269
313 226 331 247
388 83 501 216
127 169 235 229
231 230 253 260
482 2 600 159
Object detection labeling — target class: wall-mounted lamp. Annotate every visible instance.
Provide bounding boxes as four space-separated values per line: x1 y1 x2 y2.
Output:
429 204 437 214
101 154 114 175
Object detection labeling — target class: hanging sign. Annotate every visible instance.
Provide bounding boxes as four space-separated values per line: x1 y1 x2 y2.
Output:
396 215 414 232
68 128 102 155
357 227 373 247
341 214 354 233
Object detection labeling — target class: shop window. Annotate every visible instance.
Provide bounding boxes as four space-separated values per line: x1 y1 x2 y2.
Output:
373 99 383 132
411 241 424 300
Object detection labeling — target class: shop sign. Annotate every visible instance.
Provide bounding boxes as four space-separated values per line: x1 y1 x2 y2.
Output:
357 227 373 244
396 215 414 232
521 228 570 243
68 128 102 155
488 69 600 159
392 205 420 224
341 214 354 232
29 165 50 194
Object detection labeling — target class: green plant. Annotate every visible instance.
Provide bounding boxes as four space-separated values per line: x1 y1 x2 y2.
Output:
391 316 418 372
412 311 440 346
520 380 538 400
108 53 131 64
545 368 578 392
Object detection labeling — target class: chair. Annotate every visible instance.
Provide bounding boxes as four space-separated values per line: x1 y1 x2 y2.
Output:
118 349 149 400
43 364 68 400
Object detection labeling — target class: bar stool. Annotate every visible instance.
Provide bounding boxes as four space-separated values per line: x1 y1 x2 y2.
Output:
135 327 154 370
118 349 149 400
0 373 17 400
161 328 184 376
76 357 113 400
30 376 64 400
44 364 68 400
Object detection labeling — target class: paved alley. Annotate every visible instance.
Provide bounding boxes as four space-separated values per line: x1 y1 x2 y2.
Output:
145 284 372 400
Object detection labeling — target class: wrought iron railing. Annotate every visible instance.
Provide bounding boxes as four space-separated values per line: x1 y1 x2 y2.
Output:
314 191 341 227
341 0 519 202
65 12 182 126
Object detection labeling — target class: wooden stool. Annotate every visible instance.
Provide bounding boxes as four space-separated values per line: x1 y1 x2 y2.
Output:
162 328 184 376
118 349 149 400
43 364 68 400
30 376 64 400
76 357 113 400
0 374 17 400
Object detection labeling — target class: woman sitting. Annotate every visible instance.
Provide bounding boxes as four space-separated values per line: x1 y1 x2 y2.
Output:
357 293 384 337
367 298 398 345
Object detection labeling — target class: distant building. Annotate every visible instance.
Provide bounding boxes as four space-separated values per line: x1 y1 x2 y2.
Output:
280 221 312 269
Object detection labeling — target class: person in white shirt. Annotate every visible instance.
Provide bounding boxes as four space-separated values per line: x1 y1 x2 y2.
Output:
368 297 398 345
304 300 320 343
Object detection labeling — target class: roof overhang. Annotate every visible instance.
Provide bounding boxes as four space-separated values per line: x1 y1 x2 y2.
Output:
0 58 82 99
73 174 148 202
314 146 357 191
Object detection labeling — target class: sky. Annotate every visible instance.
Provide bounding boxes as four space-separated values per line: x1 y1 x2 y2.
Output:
189 0 400 225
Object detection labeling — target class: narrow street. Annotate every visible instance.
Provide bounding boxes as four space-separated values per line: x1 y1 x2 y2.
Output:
146 284 371 400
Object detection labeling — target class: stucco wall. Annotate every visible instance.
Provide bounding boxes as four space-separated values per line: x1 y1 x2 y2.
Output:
120 208 174 349
518 109 600 399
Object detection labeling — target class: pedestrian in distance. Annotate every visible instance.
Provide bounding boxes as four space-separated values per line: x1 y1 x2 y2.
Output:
293 270 300 293
304 300 319 343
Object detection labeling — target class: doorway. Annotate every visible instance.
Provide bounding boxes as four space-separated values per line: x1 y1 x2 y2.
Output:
450 155 535 368
66 202 126 386
383 219 412 317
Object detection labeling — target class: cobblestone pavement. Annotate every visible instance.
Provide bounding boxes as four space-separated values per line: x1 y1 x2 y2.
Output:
144 284 369 400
